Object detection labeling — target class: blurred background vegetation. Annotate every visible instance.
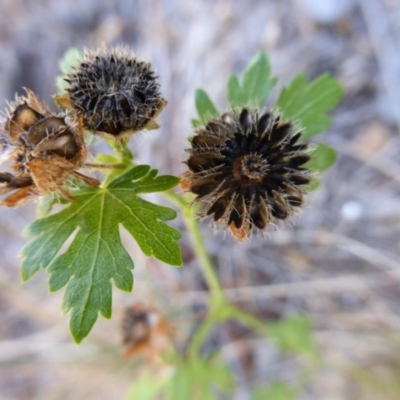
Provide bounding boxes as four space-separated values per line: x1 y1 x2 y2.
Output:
1 0 400 399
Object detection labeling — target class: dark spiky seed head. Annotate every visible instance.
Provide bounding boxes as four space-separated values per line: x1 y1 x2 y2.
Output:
181 108 312 241
64 46 167 138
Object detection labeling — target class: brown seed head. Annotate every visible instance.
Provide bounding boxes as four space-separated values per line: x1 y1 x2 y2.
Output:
0 88 99 207
63 46 167 139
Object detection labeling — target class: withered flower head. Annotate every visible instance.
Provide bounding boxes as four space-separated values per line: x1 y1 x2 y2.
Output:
0 88 99 207
181 108 311 241
121 304 170 360
61 46 167 138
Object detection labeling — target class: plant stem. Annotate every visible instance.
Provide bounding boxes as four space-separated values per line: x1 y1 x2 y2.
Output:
164 191 223 300
224 304 270 338
182 209 223 299
164 190 281 359
163 190 225 357
188 315 215 359
107 137 133 162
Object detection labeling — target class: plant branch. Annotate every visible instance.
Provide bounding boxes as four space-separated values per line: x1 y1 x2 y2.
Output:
188 314 216 359
164 190 223 300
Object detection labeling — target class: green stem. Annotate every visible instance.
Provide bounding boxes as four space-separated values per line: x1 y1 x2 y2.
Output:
224 304 270 338
107 137 133 162
163 190 225 358
188 315 215 359
163 190 283 359
164 190 223 300
183 209 222 298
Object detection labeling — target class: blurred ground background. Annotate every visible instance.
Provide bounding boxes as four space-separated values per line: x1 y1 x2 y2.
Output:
1 0 400 399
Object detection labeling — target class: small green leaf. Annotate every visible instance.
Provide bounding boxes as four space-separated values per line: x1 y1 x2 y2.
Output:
254 381 294 400
242 51 277 108
167 357 232 400
227 74 244 108
125 372 170 400
305 143 336 172
191 119 202 128
59 48 82 74
56 48 82 93
304 176 320 192
276 73 343 139
195 89 219 123
265 315 316 356
20 166 182 343
36 193 59 218
227 51 277 108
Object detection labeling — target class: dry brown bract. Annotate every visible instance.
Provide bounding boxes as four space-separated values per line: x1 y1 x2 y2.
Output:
121 303 170 360
0 88 99 207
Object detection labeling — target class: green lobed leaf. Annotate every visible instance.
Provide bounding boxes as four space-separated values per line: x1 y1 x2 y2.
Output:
305 143 336 172
227 51 277 108
276 73 343 139
195 89 219 124
20 165 182 343
36 192 60 218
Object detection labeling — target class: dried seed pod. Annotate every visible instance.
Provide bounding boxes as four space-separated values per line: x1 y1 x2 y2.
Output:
61 46 167 139
181 108 312 241
121 304 170 360
0 88 99 207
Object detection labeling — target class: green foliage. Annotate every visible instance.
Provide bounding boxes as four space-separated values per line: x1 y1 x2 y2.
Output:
124 356 232 400
20 166 181 343
226 306 316 357
305 143 336 173
125 372 171 400
192 54 341 188
302 143 336 191
304 177 320 192
276 73 343 139
56 48 82 92
253 380 295 400
166 356 232 400
36 192 60 219
194 89 219 124
266 315 315 357
227 51 277 108
193 52 277 125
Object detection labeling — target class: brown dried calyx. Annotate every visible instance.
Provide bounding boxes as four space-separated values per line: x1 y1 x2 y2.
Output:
0 88 99 207
58 46 167 139
121 303 170 360
181 108 312 241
